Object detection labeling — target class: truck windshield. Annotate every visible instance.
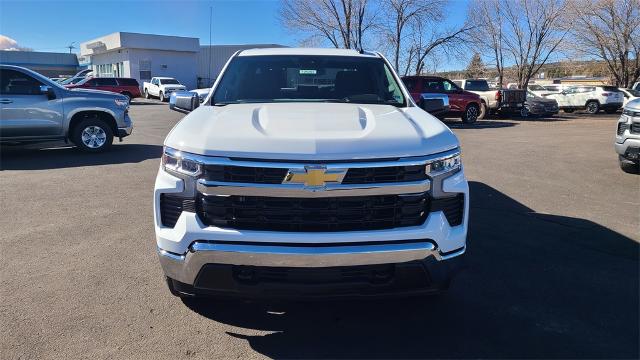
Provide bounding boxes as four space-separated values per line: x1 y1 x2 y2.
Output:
212 55 406 106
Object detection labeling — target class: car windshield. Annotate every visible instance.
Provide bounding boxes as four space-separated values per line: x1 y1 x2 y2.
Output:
463 80 490 91
212 55 406 106
528 84 545 91
160 79 180 85
627 89 640 96
527 91 542 99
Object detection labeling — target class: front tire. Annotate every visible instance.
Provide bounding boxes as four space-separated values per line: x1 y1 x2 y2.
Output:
585 101 600 114
71 116 113 152
478 102 487 120
461 104 479 124
159 91 166 102
144 89 150 99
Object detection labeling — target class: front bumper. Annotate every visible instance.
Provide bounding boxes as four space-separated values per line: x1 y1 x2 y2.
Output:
615 137 640 160
116 113 133 138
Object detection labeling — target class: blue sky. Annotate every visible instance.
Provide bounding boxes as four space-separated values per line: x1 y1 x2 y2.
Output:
0 0 470 70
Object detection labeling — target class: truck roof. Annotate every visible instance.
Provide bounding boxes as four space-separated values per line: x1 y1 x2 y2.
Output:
153 77 176 80
237 47 379 58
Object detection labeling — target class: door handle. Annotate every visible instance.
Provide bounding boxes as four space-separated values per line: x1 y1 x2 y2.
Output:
0 99 13 104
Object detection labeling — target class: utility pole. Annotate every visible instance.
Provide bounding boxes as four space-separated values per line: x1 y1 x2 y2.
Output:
208 6 212 86
67 42 76 54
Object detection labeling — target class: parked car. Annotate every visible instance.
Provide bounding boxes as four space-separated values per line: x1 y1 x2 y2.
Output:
542 84 570 93
453 79 527 117
0 65 133 152
544 85 623 114
615 98 640 173
143 77 186 102
402 75 482 123
65 77 142 101
157 48 468 299
525 91 559 117
619 88 640 107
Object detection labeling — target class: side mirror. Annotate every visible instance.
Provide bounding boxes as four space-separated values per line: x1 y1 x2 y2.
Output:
40 85 56 100
169 91 199 113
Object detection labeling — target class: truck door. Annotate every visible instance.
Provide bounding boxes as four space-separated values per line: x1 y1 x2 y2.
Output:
0 68 64 139
151 78 159 96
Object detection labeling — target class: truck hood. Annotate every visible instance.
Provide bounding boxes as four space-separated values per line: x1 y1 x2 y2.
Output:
66 88 124 99
165 103 459 160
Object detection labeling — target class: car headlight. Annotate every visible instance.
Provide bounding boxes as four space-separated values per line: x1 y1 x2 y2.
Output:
162 147 202 177
427 153 461 177
115 98 129 107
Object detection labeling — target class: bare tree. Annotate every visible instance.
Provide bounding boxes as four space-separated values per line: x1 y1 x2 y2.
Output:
279 0 377 49
467 0 506 86
502 0 567 88
380 0 472 74
567 0 640 87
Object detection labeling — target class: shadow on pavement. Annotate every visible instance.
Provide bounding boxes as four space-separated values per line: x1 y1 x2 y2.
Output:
183 181 639 359
0 143 162 170
130 100 166 106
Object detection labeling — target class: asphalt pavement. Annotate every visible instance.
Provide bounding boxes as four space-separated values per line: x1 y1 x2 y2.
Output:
1 102 638 359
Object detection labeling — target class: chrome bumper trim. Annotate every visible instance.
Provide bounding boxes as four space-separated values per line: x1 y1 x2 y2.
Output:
158 241 450 285
196 179 430 198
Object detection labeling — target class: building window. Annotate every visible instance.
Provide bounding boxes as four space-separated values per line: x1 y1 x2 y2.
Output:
140 70 151 81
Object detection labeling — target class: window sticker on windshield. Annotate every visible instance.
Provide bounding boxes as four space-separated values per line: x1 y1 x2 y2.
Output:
299 69 317 75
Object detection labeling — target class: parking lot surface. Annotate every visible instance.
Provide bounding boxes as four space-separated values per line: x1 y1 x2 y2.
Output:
1 102 638 359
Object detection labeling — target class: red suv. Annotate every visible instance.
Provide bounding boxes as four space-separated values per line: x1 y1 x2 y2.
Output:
65 77 141 101
402 76 483 123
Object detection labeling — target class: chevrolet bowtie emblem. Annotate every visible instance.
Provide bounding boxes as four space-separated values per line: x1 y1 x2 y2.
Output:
283 165 347 188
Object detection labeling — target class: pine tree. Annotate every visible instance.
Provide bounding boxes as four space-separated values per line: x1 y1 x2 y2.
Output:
465 53 485 78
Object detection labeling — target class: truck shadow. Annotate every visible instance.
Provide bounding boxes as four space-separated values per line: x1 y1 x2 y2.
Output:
0 143 162 170
442 119 517 129
182 181 639 359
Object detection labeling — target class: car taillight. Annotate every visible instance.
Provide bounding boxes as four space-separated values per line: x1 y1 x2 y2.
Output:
495 91 501 102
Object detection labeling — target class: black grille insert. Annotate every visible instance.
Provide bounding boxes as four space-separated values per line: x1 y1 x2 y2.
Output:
198 192 429 232
431 194 464 226
160 194 195 228
202 164 428 184
631 123 640 134
342 165 427 184
203 165 287 184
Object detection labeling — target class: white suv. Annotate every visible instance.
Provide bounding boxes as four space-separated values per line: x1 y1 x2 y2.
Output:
544 85 623 114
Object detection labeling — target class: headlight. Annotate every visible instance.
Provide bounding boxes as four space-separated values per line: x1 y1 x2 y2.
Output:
427 153 461 176
162 147 202 176
114 98 129 107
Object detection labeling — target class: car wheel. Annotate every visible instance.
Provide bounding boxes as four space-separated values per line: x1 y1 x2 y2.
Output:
619 155 640 174
520 106 529 118
144 89 149 99
72 116 113 153
478 102 487 120
159 91 165 102
604 108 618 114
563 108 575 113
461 104 479 124
585 101 600 114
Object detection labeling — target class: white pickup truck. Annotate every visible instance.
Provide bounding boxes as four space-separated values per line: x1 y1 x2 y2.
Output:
454 79 527 117
143 77 186 102
155 48 468 299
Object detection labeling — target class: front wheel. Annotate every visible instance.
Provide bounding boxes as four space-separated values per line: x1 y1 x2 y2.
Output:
159 91 166 102
72 116 113 152
144 89 150 99
461 104 479 124
478 103 487 120
585 101 600 114
520 106 529 118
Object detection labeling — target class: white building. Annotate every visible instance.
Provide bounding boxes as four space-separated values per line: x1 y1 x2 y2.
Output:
80 32 200 89
81 32 286 90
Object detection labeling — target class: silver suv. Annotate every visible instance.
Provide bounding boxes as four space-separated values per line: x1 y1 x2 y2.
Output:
616 98 640 173
0 65 133 152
